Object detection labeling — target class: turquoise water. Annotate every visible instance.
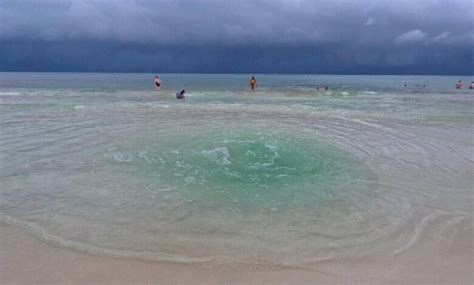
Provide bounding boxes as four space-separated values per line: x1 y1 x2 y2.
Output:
112 130 367 208
0 73 473 267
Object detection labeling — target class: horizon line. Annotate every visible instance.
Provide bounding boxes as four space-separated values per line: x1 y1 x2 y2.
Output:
1 71 472 77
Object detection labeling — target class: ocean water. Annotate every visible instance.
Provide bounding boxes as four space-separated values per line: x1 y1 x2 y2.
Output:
1 73 473 268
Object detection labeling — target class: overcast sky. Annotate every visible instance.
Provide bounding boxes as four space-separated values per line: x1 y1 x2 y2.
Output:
1 0 473 74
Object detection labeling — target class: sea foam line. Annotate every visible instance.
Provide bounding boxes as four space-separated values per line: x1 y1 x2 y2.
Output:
0 213 214 264
391 210 467 256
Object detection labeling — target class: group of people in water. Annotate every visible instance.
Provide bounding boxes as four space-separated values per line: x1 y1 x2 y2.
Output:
456 80 474 89
403 80 474 89
155 75 186 99
154 75 259 99
404 83 427 88
154 75 473 99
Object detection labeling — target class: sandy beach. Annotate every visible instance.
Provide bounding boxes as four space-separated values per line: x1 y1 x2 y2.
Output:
1 218 472 284
1 73 473 284
2 0 474 283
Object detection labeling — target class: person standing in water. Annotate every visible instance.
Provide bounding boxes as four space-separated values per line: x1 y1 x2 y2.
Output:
249 76 257 91
154 75 161 90
455 80 463 89
469 81 474 89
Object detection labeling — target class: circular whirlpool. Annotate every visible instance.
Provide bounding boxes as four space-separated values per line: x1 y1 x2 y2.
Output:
1 96 472 268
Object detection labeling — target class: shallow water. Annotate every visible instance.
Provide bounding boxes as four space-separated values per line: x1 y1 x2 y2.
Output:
0 73 473 268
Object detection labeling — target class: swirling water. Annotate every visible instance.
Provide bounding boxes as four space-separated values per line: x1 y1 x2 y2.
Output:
0 73 473 268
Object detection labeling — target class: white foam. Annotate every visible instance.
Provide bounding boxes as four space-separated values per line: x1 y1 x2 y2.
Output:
0 214 213 264
202 147 232 165
0 91 21 96
106 152 132 162
151 104 170 109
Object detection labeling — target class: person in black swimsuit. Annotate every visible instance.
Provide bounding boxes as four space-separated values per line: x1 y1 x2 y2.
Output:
154 76 161 90
176 90 186 99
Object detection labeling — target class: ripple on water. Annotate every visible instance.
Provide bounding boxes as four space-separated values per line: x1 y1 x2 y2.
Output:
1 102 470 268
0 120 386 265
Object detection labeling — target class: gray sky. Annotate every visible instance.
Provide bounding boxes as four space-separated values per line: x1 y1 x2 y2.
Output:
1 0 473 74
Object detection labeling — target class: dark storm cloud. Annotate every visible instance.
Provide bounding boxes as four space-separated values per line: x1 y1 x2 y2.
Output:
2 0 473 45
1 0 473 74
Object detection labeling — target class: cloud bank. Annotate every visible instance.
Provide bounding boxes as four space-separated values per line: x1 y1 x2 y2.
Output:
2 0 473 46
1 0 473 73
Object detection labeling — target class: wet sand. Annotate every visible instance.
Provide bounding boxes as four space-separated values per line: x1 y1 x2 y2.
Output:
1 220 472 284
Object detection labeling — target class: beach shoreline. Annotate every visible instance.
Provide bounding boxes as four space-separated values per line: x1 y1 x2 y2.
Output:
1 220 472 284
0 222 329 284
1 73 473 284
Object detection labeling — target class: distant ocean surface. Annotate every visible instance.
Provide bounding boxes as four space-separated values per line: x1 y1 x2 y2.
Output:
1 73 473 268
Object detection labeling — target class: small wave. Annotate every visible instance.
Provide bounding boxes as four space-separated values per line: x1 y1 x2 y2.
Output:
0 213 301 271
0 92 21 96
74 105 85 110
391 211 467 256
0 213 214 264
151 104 170 109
